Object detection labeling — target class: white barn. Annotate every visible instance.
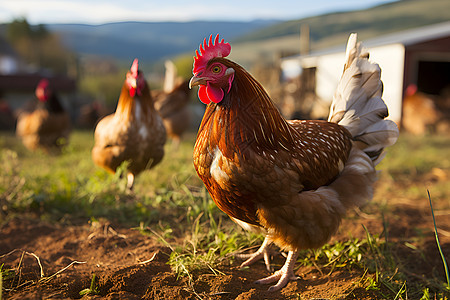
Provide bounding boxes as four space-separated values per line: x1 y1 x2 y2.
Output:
281 22 450 124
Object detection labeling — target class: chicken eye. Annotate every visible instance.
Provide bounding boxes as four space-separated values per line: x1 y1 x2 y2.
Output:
211 65 222 73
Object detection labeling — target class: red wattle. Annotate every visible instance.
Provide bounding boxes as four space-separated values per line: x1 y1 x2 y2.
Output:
206 83 224 104
129 87 136 97
198 85 211 104
198 83 225 104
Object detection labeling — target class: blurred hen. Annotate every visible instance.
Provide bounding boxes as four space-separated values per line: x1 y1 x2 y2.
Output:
153 60 192 147
189 34 399 291
16 79 71 153
402 84 442 135
92 59 166 190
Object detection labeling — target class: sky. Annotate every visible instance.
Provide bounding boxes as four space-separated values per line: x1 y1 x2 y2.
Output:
0 0 397 25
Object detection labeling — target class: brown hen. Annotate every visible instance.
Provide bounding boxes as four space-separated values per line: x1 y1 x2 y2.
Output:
16 79 71 153
92 59 166 190
189 34 399 291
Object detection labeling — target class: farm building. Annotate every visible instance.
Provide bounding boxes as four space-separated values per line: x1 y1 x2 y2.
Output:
0 37 76 112
281 22 450 128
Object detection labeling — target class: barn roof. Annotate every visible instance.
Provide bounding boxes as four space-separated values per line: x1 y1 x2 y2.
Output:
286 21 450 59
0 74 76 93
363 21 450 47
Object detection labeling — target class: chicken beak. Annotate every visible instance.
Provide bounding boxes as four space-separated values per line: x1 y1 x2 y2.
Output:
189 75 207 89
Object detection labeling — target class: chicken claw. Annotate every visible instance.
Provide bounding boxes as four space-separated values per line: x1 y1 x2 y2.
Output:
237 236 273 271
255 250 300 292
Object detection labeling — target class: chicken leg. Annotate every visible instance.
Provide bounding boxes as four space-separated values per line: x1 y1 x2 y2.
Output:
255 250 300 292
238 236 273 272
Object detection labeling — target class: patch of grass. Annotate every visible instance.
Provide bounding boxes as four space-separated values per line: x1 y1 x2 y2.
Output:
166 226 262 288
380 134 450 176
295 220 450 299
374 134 450 208
0 264 14 300
297 237 361 276
0 131 204 225
151 188 262 280
428 190 450 292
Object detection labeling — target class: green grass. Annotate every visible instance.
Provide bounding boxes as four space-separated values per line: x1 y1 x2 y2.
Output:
1 131 449 299
0 130 204 225
428 190 450 292
79 274 100 296
379 134 450 176
373 133 450 206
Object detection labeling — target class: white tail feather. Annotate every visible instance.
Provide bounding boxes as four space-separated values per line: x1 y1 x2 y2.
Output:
163 60 178 93
329 33 399 162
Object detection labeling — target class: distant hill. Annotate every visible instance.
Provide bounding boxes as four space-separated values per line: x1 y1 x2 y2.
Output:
235 0 450 52
46 20 279 62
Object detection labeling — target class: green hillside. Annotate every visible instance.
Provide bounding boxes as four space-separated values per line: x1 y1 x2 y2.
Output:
236 0 450 50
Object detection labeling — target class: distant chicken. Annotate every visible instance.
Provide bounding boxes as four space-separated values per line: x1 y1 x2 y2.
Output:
402 84 441 135
189 34 398 291
153 60 192 147
92 59 166 190
16 79 71 153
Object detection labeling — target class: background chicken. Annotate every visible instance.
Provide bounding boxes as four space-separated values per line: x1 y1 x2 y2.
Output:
153 60 192 147
189 34 399 291
92 59 166 190
16 79 71 153
402 84 442 135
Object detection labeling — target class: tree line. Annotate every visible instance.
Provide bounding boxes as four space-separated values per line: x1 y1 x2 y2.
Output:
5 18 76 76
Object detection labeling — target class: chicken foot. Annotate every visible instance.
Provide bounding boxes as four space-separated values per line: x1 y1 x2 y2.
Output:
237 236 273 272
255 250 300 292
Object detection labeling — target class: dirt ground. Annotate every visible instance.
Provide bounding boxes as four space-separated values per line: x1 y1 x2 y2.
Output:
1 193 449 300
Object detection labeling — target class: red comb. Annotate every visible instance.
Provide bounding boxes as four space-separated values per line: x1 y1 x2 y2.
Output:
193 34 231 74
130 58 139 78
36 79 50 102
37 78 49 89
